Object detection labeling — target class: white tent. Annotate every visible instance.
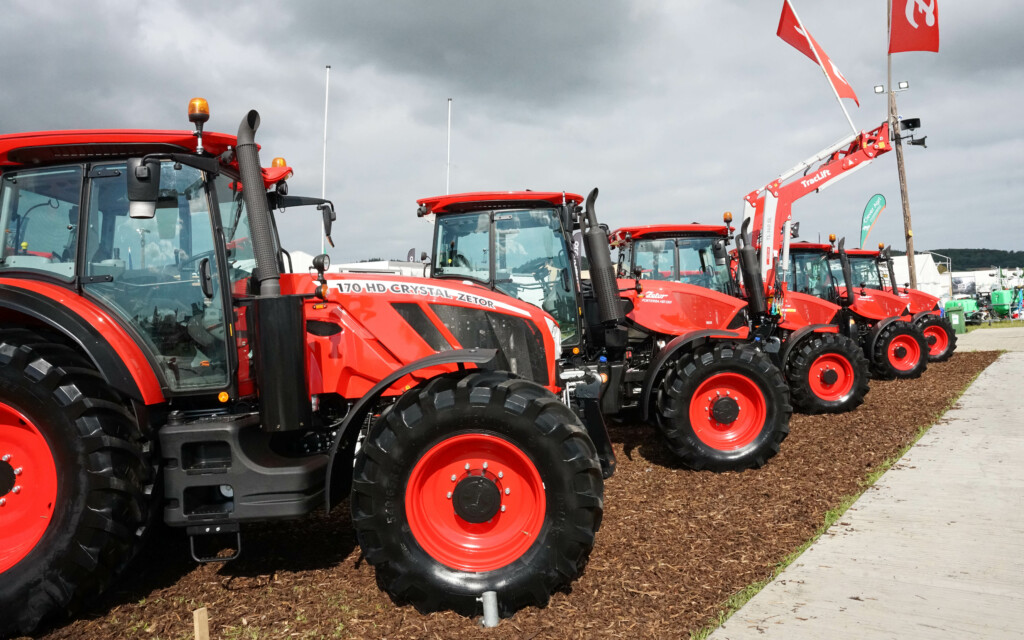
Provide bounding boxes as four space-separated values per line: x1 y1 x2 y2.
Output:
888 253 951 300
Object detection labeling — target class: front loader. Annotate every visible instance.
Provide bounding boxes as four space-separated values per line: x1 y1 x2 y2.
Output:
0 101 604 635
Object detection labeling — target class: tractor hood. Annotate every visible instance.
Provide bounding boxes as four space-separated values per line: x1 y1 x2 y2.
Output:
777 290 840 330
840 285 910 321
618 278 749 337
898 287 941 314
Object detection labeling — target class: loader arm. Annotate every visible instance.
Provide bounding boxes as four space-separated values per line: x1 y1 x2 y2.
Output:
742 121 892 294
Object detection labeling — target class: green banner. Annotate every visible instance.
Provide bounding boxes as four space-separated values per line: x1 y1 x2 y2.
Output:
860 194 886 248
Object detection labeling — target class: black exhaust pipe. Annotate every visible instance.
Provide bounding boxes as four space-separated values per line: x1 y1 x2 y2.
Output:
836 238 855 307
236 110 311 432
737 218 766 316
580 188 625 326
236 110 281 297
884 245 899 293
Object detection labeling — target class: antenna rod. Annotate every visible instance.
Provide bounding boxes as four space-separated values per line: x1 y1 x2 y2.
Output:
446 98 452 194
321 65 331 255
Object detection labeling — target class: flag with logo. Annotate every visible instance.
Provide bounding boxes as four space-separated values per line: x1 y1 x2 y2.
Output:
889 0 939 53
860 194 886 247
777 0 860 106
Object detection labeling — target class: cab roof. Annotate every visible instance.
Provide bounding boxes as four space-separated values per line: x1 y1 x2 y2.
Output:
0 129 291 186
417 191 582 216
787 241 835 253
608 224 730 247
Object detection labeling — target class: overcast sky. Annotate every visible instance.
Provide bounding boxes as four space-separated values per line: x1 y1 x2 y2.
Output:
2 0 1021 263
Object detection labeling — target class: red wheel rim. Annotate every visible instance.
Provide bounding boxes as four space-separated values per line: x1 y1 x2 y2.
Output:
807 353 855 402
688 372 767 451
405 433 545 572
0 402 58 573
922 325 949 357
888 334 922 371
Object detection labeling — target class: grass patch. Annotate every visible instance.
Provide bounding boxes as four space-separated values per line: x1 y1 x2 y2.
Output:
690 360 996 640
966 318 1024 332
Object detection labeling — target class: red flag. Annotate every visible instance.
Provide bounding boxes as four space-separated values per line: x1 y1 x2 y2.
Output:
889 0 939 53
777 0 860 106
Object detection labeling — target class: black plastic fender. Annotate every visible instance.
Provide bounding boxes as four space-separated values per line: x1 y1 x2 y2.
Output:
911 309 936 323
640 329 743 422
323 348 497 511
0 285 147 401
779 323 839 369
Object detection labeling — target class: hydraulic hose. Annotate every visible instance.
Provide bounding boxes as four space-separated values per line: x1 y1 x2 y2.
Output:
236 110 281 297
580 188 625 326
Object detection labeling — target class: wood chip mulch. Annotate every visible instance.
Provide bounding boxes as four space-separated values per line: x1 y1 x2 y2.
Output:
22 350 999 640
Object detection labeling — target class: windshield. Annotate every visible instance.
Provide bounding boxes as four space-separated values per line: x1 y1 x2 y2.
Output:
846 256 883 289
0 166 83 279
630 236 732 294
787 252 836 297
433 208 578 343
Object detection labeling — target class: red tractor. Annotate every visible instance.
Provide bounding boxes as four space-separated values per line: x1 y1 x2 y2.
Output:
844 244 956 362
783 238 929 379
0 101 604 634
417 189 791 473
609 220 870 414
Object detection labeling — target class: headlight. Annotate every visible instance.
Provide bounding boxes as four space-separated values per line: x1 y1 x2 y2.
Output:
544 315 562 347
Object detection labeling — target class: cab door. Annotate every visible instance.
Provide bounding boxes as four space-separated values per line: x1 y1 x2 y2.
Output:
82 162 232 394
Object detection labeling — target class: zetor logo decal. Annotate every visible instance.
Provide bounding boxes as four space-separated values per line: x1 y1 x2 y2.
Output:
335 280 531 317
800 169 831 188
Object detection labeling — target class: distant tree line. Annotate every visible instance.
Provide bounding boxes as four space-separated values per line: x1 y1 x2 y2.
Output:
889 248 1024 271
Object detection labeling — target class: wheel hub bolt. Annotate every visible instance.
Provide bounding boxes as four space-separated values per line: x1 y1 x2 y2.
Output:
464 463 470 470
450 474 457 482
12 486 20 494
1 454 9 462
482 462 488 469
501 505 506 512
13 467 22 476
498 471 503 478
447 491 452 499
505 487 511 495
0 498 5 507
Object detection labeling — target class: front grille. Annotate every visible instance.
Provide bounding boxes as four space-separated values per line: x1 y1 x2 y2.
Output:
430 304 548 385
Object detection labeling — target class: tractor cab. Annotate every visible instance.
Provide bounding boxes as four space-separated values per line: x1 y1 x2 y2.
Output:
609 224 735 296
420 192 582 347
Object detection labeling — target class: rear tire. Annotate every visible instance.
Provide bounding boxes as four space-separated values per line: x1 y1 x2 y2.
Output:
655 342 791 471
351 371 603 617
0 329 151 637
785 333 870 414
915 314 956 362
870 321 928 379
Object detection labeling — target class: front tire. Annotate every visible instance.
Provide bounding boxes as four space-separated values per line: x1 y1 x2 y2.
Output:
0 330 151 637
915 314 957 362
654 342 791 471
785 333 870 414
870 321 928 379
351 371 603 618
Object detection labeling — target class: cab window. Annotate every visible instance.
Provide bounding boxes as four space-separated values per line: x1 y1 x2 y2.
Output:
0 166 83 278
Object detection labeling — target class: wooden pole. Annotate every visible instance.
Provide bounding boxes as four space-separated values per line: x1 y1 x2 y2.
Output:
193 607 210 640
888 0 917 288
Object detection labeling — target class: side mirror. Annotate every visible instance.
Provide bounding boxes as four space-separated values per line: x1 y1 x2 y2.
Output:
126 158 159 219
420 251 429 262
713 239 728 266
318 203 336 248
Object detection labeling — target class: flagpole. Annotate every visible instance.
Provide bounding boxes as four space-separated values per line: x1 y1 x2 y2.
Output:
321 65 331 255
789 1 858 136
446 98 452 195
888 0 917 288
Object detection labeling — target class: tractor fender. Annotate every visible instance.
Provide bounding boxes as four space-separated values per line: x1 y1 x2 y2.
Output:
779 323 839 369
866 315 906 355
911 309 937 323
323 347 498 511
640 329 743 422
0 282 163 404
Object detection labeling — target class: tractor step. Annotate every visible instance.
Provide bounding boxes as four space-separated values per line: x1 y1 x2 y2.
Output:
187 523 241 563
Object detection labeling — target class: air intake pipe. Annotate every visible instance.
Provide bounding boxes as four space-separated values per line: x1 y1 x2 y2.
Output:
580 188 625 326
884 245 899 293
836 238 855 307
736 218 766 316
236 110 311 432
236 110 281 297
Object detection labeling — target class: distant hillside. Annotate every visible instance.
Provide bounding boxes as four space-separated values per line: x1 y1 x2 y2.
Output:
889 248 1024 271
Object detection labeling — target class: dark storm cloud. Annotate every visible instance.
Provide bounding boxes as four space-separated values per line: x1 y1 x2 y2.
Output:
1 1 1021 259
